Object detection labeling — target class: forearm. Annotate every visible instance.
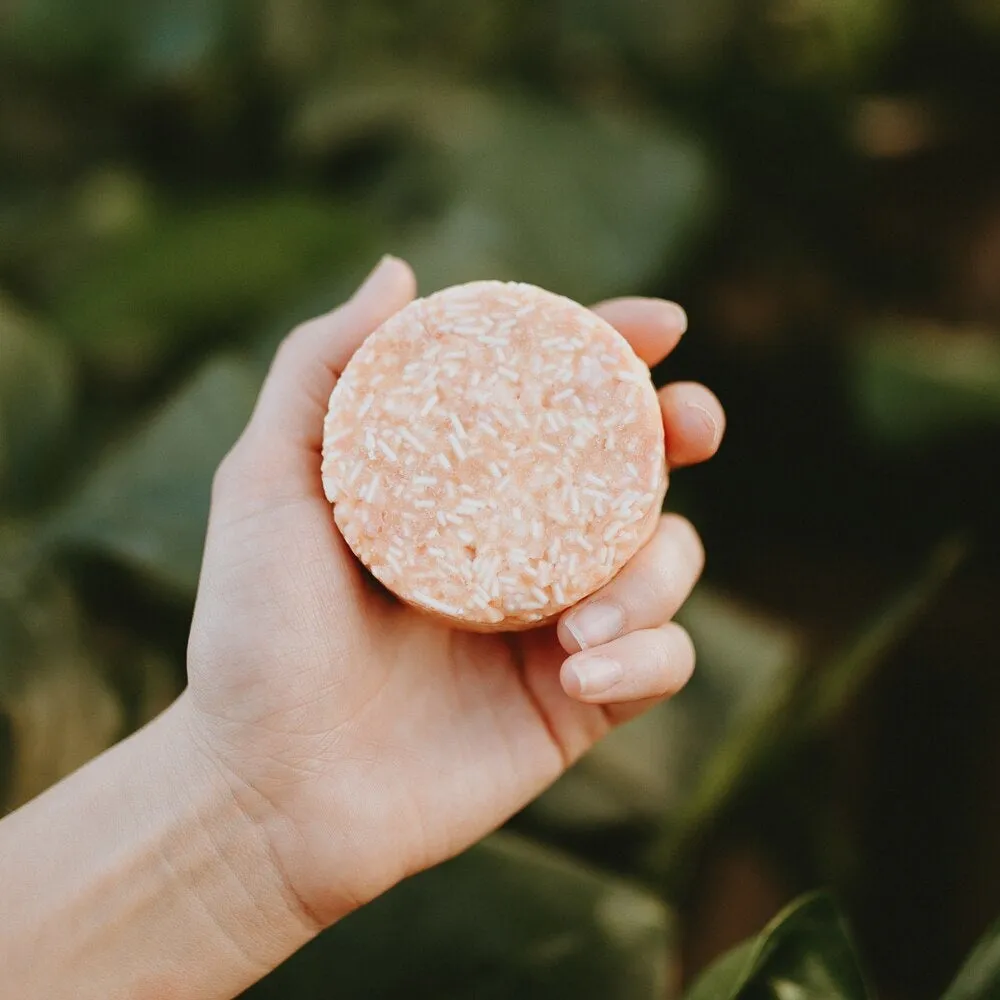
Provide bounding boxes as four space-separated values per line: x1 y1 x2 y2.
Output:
0 693 316 1000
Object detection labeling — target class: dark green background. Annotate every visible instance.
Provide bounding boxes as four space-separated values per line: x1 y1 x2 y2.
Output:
2 1 999 996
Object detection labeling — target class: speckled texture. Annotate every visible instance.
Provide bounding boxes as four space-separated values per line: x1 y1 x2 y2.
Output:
322 280 667 631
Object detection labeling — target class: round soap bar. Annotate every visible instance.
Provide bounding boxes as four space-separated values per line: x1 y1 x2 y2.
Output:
321 280 667 631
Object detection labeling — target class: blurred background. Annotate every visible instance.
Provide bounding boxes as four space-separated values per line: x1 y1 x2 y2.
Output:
2 1 999 997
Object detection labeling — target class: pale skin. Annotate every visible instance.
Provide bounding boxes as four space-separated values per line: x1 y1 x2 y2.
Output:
0 257 725 999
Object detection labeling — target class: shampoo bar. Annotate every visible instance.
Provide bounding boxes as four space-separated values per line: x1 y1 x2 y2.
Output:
322 281 666 631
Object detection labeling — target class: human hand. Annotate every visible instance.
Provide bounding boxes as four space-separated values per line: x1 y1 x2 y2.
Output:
183 256 725 931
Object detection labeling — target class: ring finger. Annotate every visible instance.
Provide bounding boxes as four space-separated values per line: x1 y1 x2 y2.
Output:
557 513 705 654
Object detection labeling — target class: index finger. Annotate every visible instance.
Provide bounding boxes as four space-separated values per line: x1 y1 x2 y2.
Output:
250 255 417 453
590 297 688 367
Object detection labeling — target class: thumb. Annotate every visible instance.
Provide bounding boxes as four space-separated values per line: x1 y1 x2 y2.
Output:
242 256 417 485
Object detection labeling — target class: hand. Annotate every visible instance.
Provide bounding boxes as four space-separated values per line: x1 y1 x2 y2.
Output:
184 257 725 930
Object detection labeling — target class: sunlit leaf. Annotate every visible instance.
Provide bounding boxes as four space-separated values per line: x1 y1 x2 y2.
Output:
0 294 76 509
851 322 1000 448
245 831 675 1000
291 83 714 302
405 94 713 301
44 353 260 593
940 917 1000 1000
53 195 368 382
684 893 872 1000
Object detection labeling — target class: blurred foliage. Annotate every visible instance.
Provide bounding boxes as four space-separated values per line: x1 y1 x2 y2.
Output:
46 353 260 592
2 0 999 996
0 295 75 506
685 893 872 1000
940 918 1000 1000
246 832 673 999
650 538 966 892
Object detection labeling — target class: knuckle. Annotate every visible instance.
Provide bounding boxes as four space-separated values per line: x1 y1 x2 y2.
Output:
673 622 696 662
273 326 307 368
632 566 672 614
651 620 690 660
666 624 697 678
211 441 248 502
640 625 696 697
663 514 705 572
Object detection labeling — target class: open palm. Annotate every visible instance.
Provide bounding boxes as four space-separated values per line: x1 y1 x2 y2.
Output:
184 257 724 928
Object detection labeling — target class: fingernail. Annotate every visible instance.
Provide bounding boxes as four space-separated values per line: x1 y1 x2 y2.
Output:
564 602 625 651
665 302 688 335
682 402 721 449
354 255 397 297
567 656 623 697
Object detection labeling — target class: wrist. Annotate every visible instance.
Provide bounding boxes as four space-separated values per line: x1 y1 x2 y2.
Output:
154 692 322 968
0 691 318 999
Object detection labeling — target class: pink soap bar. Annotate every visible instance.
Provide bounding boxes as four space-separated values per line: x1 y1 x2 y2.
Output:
322 280 667 631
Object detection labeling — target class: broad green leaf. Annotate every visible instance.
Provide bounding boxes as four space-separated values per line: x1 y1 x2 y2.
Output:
685 893 871 1000
684 943 756 1000
53 195 368 382
527 586 802 831
405 94 713 302
0 294 76 508
291 83 714 302
851 323 1000 448
940 918 1000 1000
244 831 674 1000
44 353 260 593
0 532 121 811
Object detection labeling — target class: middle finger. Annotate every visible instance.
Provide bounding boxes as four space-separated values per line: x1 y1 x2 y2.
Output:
557 513 705 654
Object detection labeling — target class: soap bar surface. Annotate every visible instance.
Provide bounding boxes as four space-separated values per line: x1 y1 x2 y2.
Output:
322 280 667 631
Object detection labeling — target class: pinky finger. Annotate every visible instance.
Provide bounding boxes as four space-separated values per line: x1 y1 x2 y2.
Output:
560 622 696 724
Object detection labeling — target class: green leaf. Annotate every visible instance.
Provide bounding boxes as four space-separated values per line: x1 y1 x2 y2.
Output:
685 893 872 1000
940 918 1000 1000
652 538 966 887
291 83 714 302
53 195 368 382
406 94 714 301
851 322 1000 449
244 831 673 1000
44 353 260 594
0 294 76 509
